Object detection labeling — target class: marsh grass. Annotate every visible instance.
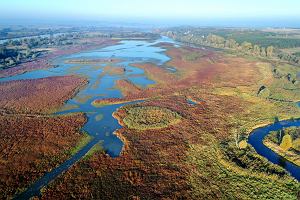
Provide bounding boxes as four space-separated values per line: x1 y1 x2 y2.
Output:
183 51 206 61
74 95 93 104
67 132 93 156
187 135 300 200
123 106 182 130
95 113 104 121
84 142 103 160
57 104 79 112
91 99 127 107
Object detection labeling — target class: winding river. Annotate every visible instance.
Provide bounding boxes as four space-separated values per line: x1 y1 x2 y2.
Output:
248 103 300 181
0 36 299 199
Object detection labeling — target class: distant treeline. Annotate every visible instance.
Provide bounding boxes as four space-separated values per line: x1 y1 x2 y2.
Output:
0 30 159 69
0 33 83 69
162 28 300 65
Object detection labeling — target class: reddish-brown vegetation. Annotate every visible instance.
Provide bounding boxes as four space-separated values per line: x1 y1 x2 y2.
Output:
41 92 248 199
0 74 89 199
0 76 87 114
103 65 126 75
92 98 131 107
92 45 262 109
151 42 176 48
115 79 142 96
0 112 86 199
133 46 260 89
65 58 122 64
92 80 144 106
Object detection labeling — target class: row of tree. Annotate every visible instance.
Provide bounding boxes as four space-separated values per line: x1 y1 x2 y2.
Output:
277 52 300 65
0 33 82 69
3 33 81 48
165 31 275 58
0 47 39 68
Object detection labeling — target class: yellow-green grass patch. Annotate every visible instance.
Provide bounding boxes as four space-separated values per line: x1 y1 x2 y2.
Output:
123 106 182 130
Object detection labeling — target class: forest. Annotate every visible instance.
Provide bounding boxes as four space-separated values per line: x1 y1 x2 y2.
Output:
162 27 300 65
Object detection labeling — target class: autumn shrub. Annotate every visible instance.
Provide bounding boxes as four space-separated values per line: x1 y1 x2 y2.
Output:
220 140 287 176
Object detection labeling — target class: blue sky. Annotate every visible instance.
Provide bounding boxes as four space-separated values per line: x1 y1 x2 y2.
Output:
1 0 300 26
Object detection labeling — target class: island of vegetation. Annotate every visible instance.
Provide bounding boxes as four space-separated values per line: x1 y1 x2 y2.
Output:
122 106 182 130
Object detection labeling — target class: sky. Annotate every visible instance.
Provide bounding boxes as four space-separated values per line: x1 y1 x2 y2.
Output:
1 0 300 27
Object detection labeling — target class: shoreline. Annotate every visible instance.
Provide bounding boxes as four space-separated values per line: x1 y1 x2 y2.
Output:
248 117 300 181
0 38 120 78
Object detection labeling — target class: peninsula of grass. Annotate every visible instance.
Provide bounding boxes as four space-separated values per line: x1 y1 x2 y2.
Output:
64 58 121 64
84 141 103 160
91 98 129 107
67 132 93 156
123 106 182 130
74 95 93 104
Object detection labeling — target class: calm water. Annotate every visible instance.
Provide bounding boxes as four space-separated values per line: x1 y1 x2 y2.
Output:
187 99 197 105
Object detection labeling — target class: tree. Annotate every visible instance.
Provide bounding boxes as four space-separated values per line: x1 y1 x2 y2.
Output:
266 46 274 57
206 34 225 47
16 53 21 62
238 140 248 149
280 134 293 151
276 130 284 144
241 42 252 53
260 47 267 57
25 48 31 57
225 39 239 49
0 46 4 56
234 127 247 148
253 45 261 56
